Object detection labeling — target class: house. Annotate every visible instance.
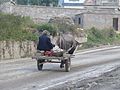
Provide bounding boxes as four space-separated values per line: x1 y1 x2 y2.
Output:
84 0 120 10
74 11 120 31
59 0 120 10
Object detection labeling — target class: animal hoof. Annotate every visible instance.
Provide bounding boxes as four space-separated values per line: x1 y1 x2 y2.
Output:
60 64 64 68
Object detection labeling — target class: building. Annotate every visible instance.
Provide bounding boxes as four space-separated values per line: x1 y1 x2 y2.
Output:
95 0 119 6
84 0 120 9
58 0 85 9
59 0 120 9
74 11 120 31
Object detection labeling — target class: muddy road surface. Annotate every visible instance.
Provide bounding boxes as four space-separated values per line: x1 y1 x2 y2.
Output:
0 46 120 90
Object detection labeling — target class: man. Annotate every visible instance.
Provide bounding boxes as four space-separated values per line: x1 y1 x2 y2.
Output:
37 30 55 51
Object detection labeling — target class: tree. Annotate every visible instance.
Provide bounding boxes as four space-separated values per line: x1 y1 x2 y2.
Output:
16 0 58 6
0 0 10 4
17 0 28 5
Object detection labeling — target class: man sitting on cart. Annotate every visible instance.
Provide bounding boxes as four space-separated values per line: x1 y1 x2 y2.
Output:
37 30 65 68
37 30 55 51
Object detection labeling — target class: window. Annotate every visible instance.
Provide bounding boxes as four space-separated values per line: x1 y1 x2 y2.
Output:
78 17 81 24
113 18 118 31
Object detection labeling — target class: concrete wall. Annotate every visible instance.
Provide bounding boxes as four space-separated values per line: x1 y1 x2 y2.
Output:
83 13 120 31
75 12 120 31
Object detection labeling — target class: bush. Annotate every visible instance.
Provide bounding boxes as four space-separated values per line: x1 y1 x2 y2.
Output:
0 13 37 41
36 23 81 37
36 23 57 36
82 27 117 48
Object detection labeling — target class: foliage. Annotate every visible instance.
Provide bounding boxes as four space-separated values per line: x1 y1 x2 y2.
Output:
17 0 28 5
17 0 58 6
36 23 57 36
35 22 80 37
82 27 117 48
0 13 37 41
0 0 9 4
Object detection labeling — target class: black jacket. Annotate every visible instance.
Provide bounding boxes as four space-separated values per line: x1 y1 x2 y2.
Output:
37 34 54 51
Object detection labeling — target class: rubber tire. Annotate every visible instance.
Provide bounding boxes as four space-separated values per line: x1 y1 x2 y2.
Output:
37 60 43 71
65 58 71 72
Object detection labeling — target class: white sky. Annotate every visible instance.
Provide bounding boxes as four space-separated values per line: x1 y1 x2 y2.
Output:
64 0 85 3
58 0 86 6
59 0 85 4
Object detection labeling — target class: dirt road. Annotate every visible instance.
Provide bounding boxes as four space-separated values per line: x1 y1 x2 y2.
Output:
0 46 120 90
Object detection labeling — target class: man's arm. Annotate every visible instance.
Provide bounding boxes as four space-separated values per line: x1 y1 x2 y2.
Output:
47 38 55 49
37 37 41 50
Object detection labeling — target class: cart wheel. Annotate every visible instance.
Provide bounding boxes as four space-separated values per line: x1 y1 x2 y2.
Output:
65 58 71 72
37 59 44 71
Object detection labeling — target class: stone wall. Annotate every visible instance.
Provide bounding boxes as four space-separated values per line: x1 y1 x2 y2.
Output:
0 2 85 23
0 41 36 60
0 37 87 60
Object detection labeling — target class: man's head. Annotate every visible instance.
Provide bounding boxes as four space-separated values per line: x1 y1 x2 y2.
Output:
42 30 50 36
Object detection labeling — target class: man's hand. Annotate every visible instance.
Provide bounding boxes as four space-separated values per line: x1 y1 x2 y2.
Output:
52 44 55 47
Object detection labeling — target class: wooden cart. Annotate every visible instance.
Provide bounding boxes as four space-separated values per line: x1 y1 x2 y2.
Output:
32 51 72 72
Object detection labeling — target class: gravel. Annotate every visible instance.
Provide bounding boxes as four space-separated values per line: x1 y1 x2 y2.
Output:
49 67 120 90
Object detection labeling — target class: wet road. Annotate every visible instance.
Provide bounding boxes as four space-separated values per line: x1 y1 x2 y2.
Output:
0 46 120 90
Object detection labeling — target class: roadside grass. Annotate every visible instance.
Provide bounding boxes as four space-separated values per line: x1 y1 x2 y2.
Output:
81 27 120 49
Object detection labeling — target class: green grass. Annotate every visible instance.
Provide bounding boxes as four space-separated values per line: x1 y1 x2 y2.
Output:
0 13 37 41
82 27 119 49
35 23 57 36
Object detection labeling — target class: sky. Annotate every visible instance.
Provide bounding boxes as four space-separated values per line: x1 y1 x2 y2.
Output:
59 0 85 6
59 0 85 3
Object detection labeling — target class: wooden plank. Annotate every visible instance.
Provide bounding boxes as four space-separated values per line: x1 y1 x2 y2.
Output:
32 52 71 60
